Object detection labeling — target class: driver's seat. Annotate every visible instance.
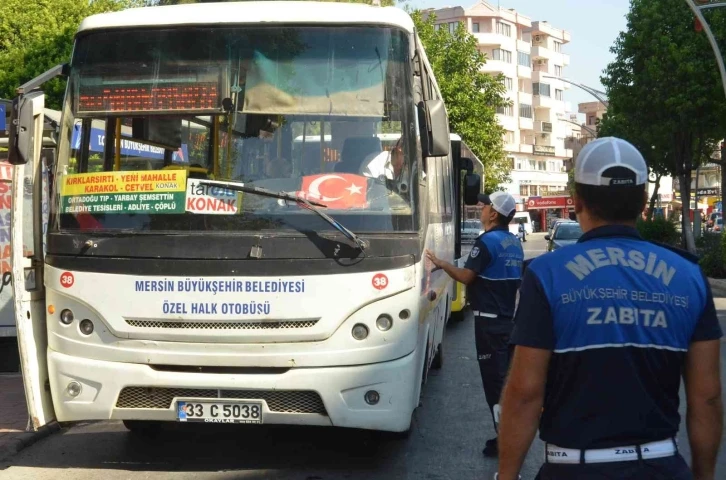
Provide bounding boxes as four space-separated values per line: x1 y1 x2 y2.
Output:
334 136 382 174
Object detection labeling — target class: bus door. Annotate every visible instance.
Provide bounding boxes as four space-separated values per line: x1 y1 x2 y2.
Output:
9 91 56 429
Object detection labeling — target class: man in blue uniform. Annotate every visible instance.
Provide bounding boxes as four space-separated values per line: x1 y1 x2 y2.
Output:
496 137 723 480
426 191 524 458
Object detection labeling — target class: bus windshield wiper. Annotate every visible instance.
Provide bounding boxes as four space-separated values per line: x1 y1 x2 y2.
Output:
195 179 369 252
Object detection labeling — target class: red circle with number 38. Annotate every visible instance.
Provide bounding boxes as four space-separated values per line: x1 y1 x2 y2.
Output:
60 272 74 288
372 273 388 290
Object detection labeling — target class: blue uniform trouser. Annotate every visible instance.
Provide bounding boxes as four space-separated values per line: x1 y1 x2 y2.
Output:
535 453 693 479
474 316 513 433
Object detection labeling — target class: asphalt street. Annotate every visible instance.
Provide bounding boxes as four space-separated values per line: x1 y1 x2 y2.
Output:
1 233 725 480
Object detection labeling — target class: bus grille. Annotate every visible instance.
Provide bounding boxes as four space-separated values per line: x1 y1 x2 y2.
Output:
115 387 327 414
124 319 319 330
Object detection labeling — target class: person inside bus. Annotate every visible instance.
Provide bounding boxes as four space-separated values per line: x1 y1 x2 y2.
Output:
264 156 292 178
361 136 409 196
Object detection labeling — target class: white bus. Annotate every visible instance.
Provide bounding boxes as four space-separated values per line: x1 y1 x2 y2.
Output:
8 1 481 435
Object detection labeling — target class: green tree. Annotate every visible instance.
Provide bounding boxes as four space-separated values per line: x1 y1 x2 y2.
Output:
600 0 726 253
147 0 395 5
0 0 141 108
411 11 510 192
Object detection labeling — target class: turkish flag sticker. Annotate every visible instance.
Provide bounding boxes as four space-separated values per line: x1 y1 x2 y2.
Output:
299 174 367 209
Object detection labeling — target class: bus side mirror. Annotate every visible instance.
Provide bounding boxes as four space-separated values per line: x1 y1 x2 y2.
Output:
419 99 449 158
459 156 474 174
8 91 45 166
464 173 481 205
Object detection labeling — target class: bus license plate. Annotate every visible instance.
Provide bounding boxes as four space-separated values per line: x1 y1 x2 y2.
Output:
177 401 263 424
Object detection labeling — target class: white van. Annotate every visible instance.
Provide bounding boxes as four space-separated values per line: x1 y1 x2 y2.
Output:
509 212 533 235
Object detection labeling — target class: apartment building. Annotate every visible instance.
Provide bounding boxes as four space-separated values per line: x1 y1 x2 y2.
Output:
423 2 577 227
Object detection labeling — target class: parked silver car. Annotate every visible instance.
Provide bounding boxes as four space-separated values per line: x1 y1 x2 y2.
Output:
461 220 483 243
546 222 583 251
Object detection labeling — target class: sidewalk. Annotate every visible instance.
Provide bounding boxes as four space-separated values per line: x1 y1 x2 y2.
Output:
0 374 58 463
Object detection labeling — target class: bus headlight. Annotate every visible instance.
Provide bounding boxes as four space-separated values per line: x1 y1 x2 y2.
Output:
60 309 74 325
79 319 94 335
375 314 393 332
352 324 369 340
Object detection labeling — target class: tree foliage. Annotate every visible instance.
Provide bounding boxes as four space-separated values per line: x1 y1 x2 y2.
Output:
148 0 395 5
0 0 142 108
599 0 726 252
411 11 510 192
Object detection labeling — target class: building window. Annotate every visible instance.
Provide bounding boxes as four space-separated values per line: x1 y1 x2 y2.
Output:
502 76 514 91
554 65 563 77
496 105 514 116
520 185 529 196
449 22 459 34
516 159 525 170
519 104 533 118
538 161 546 171
533 83 551 97
518 51 531 68
508 156 516 169
504 130 515 143
553 40 563 52
472 22 480 33
493 49 513 63
588 115 597 125
555 89 564 101
497 22 512 37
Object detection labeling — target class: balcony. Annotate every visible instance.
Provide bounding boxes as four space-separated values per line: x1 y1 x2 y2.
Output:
534 94 556 109
517 65 532 79
516 39 531 53
519 116 534 131
475 33 516 50
518 92 533 105
496 114 518 132
519 144 534 154
556 147 574 158
481 60 517 78
531 45 551 59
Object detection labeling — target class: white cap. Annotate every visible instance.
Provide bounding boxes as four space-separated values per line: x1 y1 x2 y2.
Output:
478 191 516 217
575 137 648 187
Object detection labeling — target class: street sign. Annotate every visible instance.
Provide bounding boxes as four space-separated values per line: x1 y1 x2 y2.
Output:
0 104 5 133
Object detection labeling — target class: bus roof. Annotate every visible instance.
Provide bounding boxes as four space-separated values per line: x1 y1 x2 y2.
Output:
78 2 415 34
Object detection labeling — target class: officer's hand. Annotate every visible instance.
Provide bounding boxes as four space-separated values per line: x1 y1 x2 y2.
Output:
425 249 440 267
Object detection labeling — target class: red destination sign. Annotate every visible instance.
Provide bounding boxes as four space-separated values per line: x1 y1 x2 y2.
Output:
527 196 573 209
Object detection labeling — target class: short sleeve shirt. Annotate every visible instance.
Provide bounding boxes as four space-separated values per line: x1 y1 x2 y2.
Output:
511 225 723 449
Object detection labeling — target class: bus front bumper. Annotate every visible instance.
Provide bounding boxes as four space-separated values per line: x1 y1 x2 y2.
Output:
48 348 418 432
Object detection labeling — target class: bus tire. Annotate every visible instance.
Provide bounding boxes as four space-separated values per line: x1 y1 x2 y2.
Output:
123 420 163 436
431 342 443 370
376 426 412 440
450 305 468 322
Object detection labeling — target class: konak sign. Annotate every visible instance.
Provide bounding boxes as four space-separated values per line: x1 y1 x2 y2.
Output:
527 196 574 209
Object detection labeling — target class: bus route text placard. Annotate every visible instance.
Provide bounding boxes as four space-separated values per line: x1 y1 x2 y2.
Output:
60 170 187 214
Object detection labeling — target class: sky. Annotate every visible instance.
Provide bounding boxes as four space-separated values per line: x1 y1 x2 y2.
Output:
407 0 631 120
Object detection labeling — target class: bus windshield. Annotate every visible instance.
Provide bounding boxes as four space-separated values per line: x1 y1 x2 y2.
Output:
52 26 417 235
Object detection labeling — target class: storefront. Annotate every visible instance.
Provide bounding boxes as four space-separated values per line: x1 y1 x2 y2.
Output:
526 195 574 232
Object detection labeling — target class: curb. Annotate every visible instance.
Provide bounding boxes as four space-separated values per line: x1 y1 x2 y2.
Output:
708 277 726 298
0 421 61 463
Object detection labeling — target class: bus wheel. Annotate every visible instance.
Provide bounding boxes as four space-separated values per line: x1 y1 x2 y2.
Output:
375 426 412 440
450 306 468 322
431 342 443 370
123 420 163 436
